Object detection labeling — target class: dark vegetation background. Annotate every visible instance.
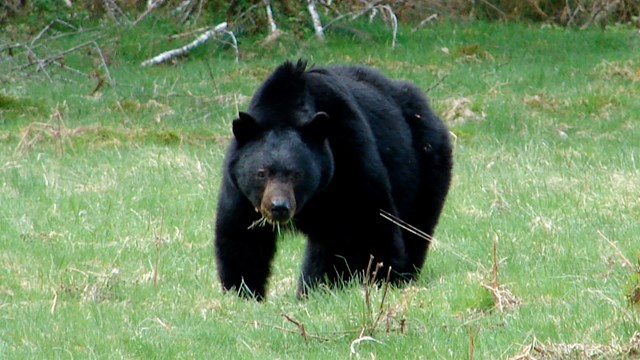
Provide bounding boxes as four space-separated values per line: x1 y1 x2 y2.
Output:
2 0 640 30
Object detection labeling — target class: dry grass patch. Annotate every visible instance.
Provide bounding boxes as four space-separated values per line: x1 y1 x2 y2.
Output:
510 332 640 360
595 60 640 82
14 117 225 154
441 97 486 126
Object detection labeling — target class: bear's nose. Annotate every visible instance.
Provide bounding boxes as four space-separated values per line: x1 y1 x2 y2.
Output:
269 199 291 222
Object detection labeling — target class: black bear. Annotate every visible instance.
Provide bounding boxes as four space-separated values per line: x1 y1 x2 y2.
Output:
214 60 452 300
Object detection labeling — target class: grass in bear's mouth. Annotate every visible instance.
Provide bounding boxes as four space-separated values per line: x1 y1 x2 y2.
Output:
248 216 296 236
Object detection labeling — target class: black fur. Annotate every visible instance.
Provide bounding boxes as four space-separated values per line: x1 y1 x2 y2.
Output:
214 60 452 300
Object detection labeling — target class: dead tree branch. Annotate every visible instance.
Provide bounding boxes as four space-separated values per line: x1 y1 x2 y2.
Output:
140 22 238 66
321 1 398 49
91 41 114 86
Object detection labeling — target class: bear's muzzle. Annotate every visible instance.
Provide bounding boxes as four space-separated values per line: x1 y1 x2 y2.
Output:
260 181 296 224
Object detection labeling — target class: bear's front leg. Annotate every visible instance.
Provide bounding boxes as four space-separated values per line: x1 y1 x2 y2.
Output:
215 188 277 301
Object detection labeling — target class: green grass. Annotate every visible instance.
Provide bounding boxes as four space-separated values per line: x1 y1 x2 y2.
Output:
1 19 639 358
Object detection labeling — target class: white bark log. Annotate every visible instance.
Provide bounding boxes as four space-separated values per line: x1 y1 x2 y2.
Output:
264 0 278 33
307 0 324 40
140 22 233 67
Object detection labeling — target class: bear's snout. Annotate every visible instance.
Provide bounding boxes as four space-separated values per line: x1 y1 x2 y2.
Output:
260 181 296 224
269 199 291 222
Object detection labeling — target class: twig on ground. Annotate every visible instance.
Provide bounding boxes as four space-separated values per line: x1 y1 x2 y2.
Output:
50 288 58 314
282 314 308 344
370 266 392 332
426 72 448 93
363 255 382 327
598 230 633 268
361 255 401 335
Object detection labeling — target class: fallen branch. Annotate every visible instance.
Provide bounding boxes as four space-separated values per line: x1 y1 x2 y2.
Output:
282 314 308 344
15 38 103 84
31 19 78 46
22 45 53 82
89 41 114 86
168 26 209 40
140 22 238 66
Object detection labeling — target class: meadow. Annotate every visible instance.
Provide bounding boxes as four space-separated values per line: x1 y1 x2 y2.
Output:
1 18 639 358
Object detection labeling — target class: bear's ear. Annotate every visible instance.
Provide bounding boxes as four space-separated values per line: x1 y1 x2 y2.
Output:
301 112 330 142
232 112 261 145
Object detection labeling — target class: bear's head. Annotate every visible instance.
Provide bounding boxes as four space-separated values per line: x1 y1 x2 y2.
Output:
229 111 334 226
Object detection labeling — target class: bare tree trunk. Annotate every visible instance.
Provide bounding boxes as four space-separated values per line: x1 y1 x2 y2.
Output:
307 0 324 40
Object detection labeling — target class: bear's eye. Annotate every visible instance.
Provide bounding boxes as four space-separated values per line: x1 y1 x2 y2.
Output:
255 170 267 180
291 172 303 181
